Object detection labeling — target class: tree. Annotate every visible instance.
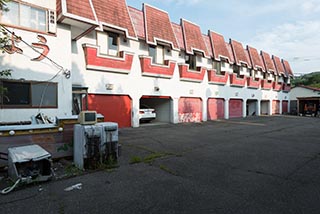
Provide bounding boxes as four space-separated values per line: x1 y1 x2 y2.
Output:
291 72 320 88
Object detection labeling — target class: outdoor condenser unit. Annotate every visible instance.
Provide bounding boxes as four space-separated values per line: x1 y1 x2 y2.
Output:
8 144 53 184
73 122 119 170
99 122 119 161
74 124 102 170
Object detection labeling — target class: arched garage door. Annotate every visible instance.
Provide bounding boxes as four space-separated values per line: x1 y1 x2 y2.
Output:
229 99 243 118
87 94 132 128
207 98 224 120
178 97 202 123
272 100 280 114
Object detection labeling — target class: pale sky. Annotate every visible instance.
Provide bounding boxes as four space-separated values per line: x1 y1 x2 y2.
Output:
126 0 320 75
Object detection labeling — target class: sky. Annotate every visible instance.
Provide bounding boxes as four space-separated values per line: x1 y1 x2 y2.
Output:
126 0 320 75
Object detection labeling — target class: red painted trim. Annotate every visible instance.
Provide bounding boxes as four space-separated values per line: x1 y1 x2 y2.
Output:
273 82 283 91
139 56 176 78
207 69 228 85
229 73 246 87
261 79 273 90
178 64 206 82
83 44 134 73
246 77 260 89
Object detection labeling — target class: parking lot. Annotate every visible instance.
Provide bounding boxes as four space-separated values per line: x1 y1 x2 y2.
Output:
1 115 320 214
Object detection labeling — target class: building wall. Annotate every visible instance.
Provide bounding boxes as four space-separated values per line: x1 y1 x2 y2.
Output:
68 25 291 127
0 25 73 122
290 87 320 100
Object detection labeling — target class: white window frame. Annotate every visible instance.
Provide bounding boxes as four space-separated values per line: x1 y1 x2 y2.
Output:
0 1 48 33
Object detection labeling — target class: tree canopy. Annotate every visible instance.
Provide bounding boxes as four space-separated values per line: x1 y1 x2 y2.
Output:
291 72 320 88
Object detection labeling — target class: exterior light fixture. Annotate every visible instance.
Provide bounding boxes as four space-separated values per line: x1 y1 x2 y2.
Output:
106 84 114 90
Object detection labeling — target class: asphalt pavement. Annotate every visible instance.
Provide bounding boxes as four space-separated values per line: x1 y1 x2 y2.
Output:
1 115 320 214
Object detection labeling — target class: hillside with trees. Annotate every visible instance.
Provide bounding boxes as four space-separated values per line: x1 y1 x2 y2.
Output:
291 72 320 88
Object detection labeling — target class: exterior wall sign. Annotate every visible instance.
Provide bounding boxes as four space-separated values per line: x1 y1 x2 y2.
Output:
4 33 49 62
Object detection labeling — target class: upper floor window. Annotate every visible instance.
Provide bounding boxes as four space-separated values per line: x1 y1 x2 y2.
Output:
149 45 164 64
107 32 119 56
213 61 222 74
1 1 48 32
233 65 240 77
186 54 197 70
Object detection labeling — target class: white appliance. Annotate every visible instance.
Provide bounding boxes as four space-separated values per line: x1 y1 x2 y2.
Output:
73 122 119 170
8 144 53 184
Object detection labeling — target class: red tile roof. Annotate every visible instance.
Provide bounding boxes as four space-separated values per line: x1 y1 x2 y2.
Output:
202 34 213 58
226 43 235 64
57 0 62 17
66 0 96 21
57 0 97 24
282 59 294 77
144 4 178 49
91 0 136 38
247 46 265 71
272 55 286 76
209 31 231 62
244 49 252 68
261 51 276 74
172 22 185 50
181 19 209 57
128 6 145 39
230 39 250 67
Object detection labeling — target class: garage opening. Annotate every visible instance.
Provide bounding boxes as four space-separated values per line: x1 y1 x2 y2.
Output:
247 99 258 116
272 100 280 114
87 94 132 128
297 97 320 116
178 97 202 123
229 99 243 118
261 100 269 115
207 98 224 120
140 96 172 124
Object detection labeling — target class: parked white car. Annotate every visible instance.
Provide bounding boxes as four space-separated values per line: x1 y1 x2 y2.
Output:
139 104 156 122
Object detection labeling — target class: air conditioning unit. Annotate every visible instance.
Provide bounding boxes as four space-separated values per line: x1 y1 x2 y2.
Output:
47 10 56 34
73 122 119 170
99 122 119 161
74 124 102 170
8 145 53 184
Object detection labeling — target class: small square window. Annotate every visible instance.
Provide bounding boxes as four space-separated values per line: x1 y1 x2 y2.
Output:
107 32 119 56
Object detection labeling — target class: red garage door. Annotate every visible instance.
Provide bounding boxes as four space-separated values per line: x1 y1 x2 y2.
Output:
178 97 202 122
272 100 280 114
282 101 288 114
207 98 224 120
87 94 132 128
229 99 243 118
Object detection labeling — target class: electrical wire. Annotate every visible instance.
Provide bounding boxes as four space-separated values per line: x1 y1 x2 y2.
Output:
0 24 70 80
1 178 21 195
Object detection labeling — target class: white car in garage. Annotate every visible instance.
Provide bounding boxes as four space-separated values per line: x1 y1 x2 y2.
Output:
139 104 156 122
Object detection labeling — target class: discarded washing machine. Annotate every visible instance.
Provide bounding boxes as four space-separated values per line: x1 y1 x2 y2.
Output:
73 122 119 170
8 144 53 184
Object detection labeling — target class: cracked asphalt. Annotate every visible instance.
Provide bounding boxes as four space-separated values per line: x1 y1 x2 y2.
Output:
1 115 320 214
